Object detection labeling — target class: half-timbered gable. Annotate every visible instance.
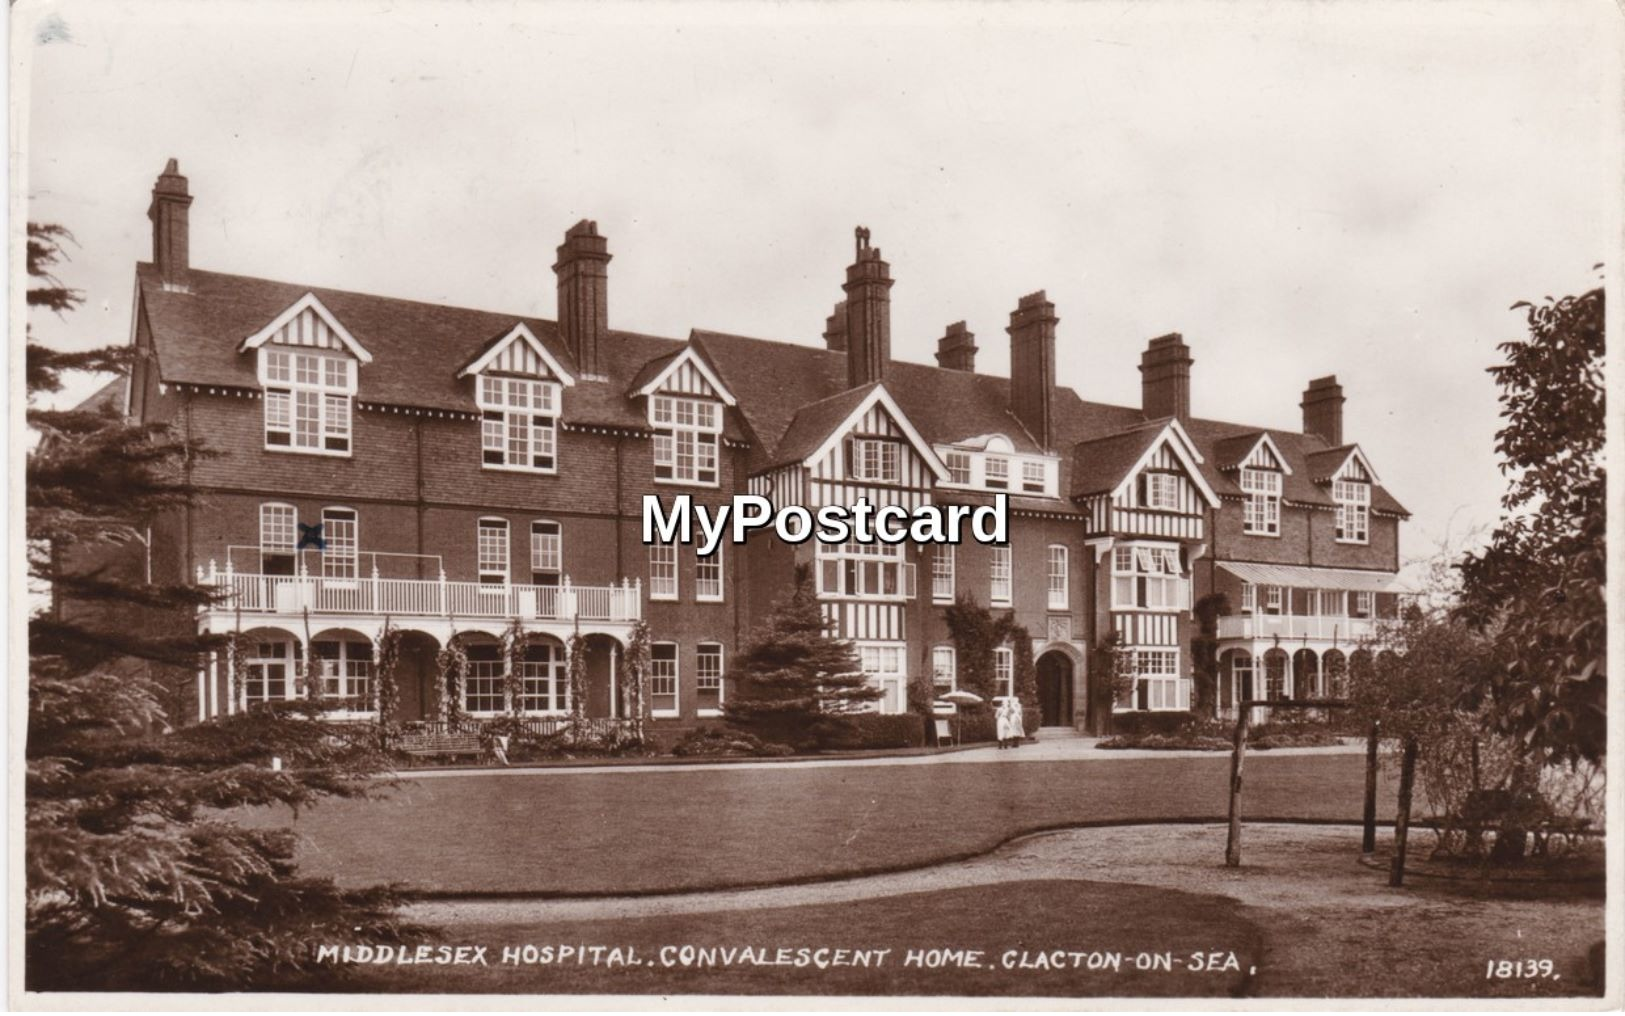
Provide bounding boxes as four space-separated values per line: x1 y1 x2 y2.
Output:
1071 418 1219 540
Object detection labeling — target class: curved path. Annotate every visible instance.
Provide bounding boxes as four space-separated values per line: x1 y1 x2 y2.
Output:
259 747 1395 896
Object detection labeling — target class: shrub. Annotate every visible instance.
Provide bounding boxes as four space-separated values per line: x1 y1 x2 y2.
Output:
671 727 794 758
1097 732 1232 751
825 713 929 751
1108 712 1194 737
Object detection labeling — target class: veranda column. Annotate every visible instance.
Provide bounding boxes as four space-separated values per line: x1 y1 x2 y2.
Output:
609 643 619 718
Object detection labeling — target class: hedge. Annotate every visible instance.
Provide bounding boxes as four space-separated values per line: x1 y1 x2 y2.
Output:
825 713 929 751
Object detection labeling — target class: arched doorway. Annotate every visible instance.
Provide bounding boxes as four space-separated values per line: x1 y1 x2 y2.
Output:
1035 650 1074 728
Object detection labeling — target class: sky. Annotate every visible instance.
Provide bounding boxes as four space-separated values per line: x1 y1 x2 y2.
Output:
17 0 1619 575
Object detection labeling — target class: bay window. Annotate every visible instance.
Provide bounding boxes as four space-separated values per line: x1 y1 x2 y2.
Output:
478 375 559 472
652 395 720 485
1111 544 1188 610
858 644 907 714
1133 649 1183 711
1241 468 1281 536
817 542 914 599
261 348 355 455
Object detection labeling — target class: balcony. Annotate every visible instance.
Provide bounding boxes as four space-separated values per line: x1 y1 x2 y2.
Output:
198 564 642 624
1217 613 1383 643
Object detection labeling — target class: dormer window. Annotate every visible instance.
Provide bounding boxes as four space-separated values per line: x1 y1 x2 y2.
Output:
849 438 900 483
984 456 1008 490
945 451 972 484
1333 479 1370 543
260 349 355 454
651 394 720 486
1022 461 1046 494
478 376 559 473
1240 467 1281 536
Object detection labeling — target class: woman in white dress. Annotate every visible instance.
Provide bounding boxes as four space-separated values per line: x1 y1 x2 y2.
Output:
995 698 1017 749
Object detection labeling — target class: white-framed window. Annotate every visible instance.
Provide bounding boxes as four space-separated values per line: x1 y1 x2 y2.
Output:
849 437 901 483
477 518 509 585
696 546 723 602
1240 468 1282 536
651 394 721 486
1310 589 1346 617
1240 581 1257 613
696 642 724 715
1143 472 1180 510
1133 649 1183 711
1265 584 1284 615
649 542 678 600
1022 461 1046 493
994 646 1014 698
990 545 1012 606
320 507 358 580
477 375 560 473
984 456 1009 490
261 348 355 455
1232 653 1255 703
858 643 907 715
464 643 504 714
259 503 297 575
311 638 373 712
520 642 568 714
244 640 297 706
531 520 562 585
816 541 914 599
1334 479 1370 543
1353 590 1375 619
1047 545 1068 610
945 450 972 485
931 646 956 694
650 642 679 716
1110 544 1188 610
931 544 955 602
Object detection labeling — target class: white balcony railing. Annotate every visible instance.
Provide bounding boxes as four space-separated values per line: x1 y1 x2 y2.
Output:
1217 613 1382 642
198 565 642 623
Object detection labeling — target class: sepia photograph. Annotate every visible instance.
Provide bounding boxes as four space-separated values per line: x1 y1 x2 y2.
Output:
10 0 1619 1007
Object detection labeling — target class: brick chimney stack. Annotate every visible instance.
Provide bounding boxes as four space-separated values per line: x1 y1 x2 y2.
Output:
842 227 892 387
823 300 849 352
1301 375 1345 446
1139 333 1194 421
1007 291 1058 448
148 158 193 283
553 219 612 377
935 321 977 372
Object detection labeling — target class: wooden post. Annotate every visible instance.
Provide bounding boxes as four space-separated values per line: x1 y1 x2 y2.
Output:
1389 736 1419 886
1362 720 1380 853
1225 703 1250 867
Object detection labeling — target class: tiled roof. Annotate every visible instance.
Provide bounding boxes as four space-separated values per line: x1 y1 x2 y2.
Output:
137 264 1406 517
74 376 127 414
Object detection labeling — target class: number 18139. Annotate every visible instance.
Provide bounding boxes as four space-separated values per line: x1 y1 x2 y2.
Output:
1486 959 1556 980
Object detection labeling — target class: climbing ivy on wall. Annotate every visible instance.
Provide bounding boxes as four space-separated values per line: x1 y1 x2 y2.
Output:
566 630 589 725
500 618 527 718
622 621 652 741
436 632 469 724
372 620 402 738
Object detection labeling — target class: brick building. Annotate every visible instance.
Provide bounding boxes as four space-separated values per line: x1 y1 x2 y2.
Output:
113 161 1408 733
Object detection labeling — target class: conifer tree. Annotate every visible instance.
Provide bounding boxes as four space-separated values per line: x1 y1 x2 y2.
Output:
723 564 878 749
25 222 412 991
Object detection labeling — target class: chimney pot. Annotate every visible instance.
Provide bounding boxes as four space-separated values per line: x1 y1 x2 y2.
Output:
553 219 612 376
1007 291 1059 447
1300 375 1346 446
935 321 977 372
842 226 892 388
1139 332 1194 421
147 158 193 282
823 300 849 352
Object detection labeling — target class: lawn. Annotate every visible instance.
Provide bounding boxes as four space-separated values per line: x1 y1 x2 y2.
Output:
242 752 1394 894
322 880 1265 996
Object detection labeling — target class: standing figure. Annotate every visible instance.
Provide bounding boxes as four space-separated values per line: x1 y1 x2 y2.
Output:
995 698 1017 749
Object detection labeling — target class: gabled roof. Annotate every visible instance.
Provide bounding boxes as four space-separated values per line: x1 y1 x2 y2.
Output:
458 322 576 385
767 382 950 482
238 292 373 363
1070 417 1221 508
1213 430 1292 475
628 343 737 406
73 376 127 415
1306 444 1380 485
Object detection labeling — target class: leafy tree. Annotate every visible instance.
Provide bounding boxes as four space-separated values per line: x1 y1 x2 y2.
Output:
26 221 413 991
1191 592 1231 717
1457 282 1605 768
723 564 878 749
